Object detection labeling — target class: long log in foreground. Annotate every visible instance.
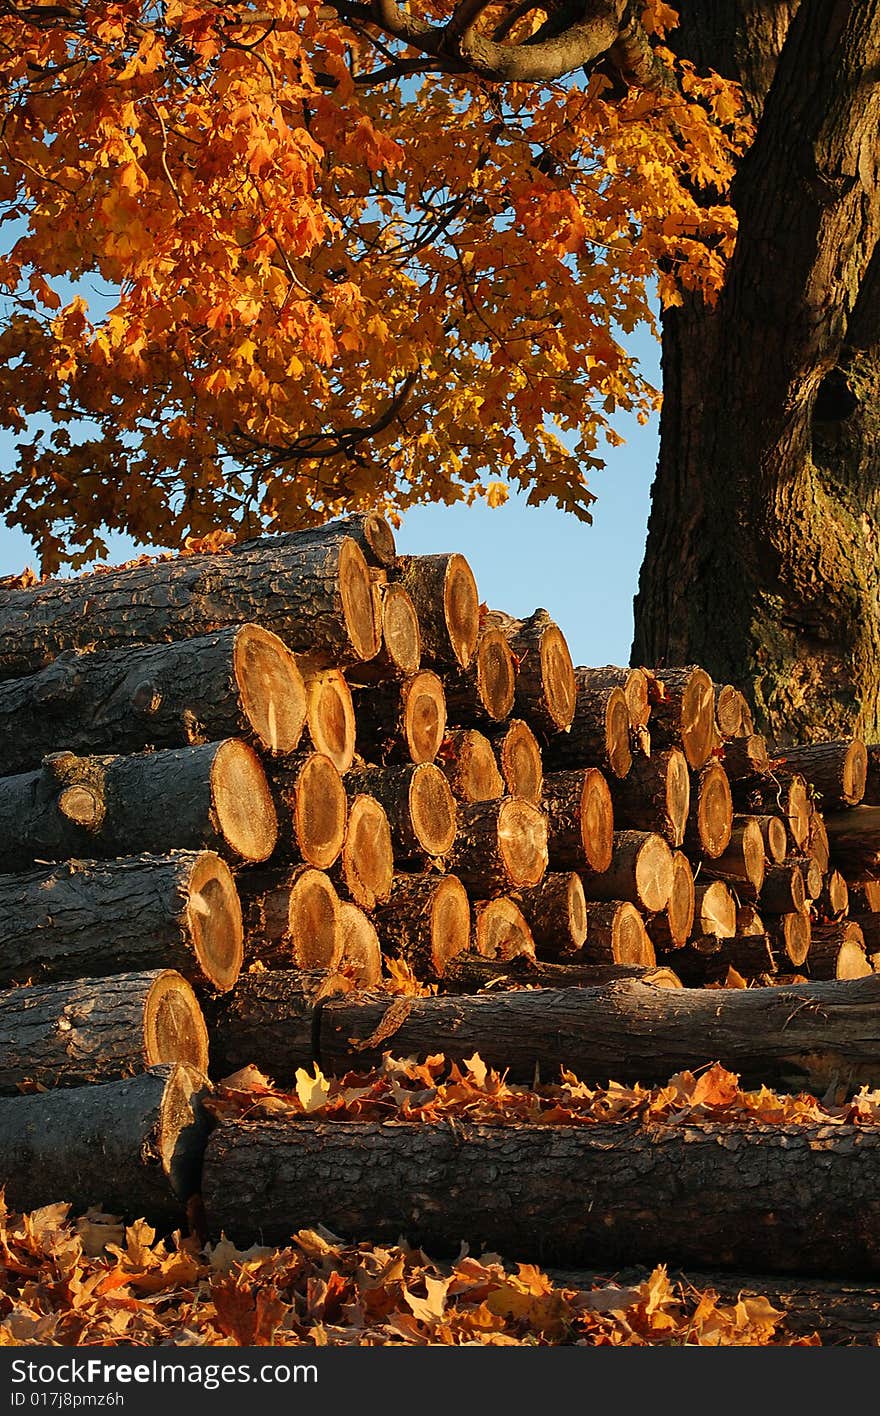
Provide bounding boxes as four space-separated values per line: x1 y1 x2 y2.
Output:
0 1064 211 1222
202 1115 880 1275
0 969 209 1091
318 976 880 1093
0 624 307 775
0 851 243 991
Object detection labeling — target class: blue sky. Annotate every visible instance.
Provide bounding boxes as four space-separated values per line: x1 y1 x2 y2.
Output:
0 323 659 669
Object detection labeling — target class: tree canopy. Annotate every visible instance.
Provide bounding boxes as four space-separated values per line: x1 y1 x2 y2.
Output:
0 1 746 569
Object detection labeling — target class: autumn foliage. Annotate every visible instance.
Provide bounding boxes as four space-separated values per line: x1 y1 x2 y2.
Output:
0 1 748 568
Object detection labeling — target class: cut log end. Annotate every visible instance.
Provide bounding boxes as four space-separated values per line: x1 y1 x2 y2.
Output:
306 669 356 773
157 1062 213 1203
540 625 577 731
694 762 734 858
57 784 104 829
431 876 472 974
341 794 394 910
185 851 244 993
360 512 397 568
475 628 516 722
695 881 737 939
294 753 348 869
339 902 382 987
403 671 446 764
606 687 633 779
844 740 869 806
144 972 210 1076
233 624 307 756
288 867 341 970
380 583 421 675
679 667 717 769
610 902 655 965
210 739 278 862
409 763 458 857
498 797 549 888
634 833 675 914
667 851 695 946
667 748 691 848
438 729 503 802
581 767 614 873
444 554 480 669
497 720 543 805
475 898 536 961
338 537 381 662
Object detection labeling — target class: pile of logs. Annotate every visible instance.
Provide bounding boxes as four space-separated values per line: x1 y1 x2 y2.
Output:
5 511 880 1286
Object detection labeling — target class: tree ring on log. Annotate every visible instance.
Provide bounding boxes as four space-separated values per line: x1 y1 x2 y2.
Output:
157 1062 213 1202
498 798 548 888
615 902 655 965
288 868 341 969
185 851 243 992
232 624 306 756
634 834 674 914
305 669 356 773
338 537 381 661
294 754 348 869
144 972 210 1074
403 671 446 764
606 688 632 778
444 554 480 669
360 513 397 567
667 851 695 944
58 784 104 828
475 628 516 721
540 624 576 731
844 740 869 806
430 876 471 974
475 897 535 960
341 795 394 910
409 763 458 857
679 667 717 769
695 761 733 858
498 719 543 804
209 739 278 861
581 768 614 873
339 902 382 987
380 584 421 674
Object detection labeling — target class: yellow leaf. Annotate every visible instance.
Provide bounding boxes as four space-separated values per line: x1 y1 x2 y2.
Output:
295 1063 331 1113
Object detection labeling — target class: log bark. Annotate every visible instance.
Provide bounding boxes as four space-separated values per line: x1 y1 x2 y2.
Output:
511 872 587 958
355 671 446 766
665 934 776 985
302 668 356 773
760 861 809 916
0 969 208 1091
684 760 733 859
776 740 868 810
0 850 243 992
319 974 880 1094
396 554 479 670
0 740 277 871
542 768 613 873
371 874 471 978
269 752 348 869
825 807 880 877
582 902 653 966
721 735 772 781
484 610 576 737
542 679 631 778
492 719 543 804
730 771 811 851
578 666 650 727
0 536 381 675
0 1063 211 1222
646 850 695 950
238 866 342 970
851 880 880 912
701 817 766 899
580 831 673 913
817 869 849 921
474 898 536 961
234 512 397 569
808 922 871 980
644 667 716 770
607 747 690 847
0 624 307 775
447 796 548 894
328 793 394 911
865 746 880 807
442 956 681 992
443 628 516 729
206 970 340 1083
346 764 457 863
435 729 504 802
202 1113 880 1276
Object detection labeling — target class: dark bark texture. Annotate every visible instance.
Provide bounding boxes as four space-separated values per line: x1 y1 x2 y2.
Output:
632 1 880 746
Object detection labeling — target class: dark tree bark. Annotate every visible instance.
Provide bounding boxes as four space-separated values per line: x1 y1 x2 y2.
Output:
0 1064 211 1223
318 973 880 1093
202 1114 880 1275
632 1 880 746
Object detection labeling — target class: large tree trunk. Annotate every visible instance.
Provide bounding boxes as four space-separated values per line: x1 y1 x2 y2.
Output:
632 1 880 747
201 1114 880 1275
